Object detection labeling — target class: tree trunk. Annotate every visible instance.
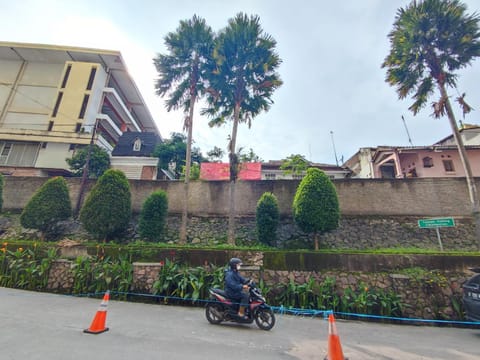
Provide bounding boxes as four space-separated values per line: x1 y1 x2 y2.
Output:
179 95 196 245
227 103 241 245
314 232 319 251
440 84 480 250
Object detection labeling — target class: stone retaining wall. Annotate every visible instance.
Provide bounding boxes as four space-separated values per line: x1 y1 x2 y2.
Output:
46 259 471 320
165 215 477 251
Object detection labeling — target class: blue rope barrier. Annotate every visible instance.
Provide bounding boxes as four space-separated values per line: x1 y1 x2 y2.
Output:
65 290 480 327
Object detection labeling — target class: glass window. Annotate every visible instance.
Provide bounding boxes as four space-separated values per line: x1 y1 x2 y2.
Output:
443 160 455 172
52 92 63 117
61 65 72 89
79 94 89 119
86 67 97 90
133 138 142 151
423 157 433 168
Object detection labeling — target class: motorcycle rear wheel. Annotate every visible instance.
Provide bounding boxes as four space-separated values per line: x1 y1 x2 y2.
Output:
254 308 275 330
205 303 223 324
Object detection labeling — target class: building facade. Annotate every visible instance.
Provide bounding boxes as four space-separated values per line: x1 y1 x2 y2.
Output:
0 42 160 177
344 125 480 179
110 132 161 180
199 161 351 181
260 160 351 180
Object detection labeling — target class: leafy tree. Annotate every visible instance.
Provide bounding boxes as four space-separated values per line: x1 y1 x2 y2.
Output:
382 0 480 248
204 13 283 245
0 173 3 212
181 163 200 180
238 147 262 163
20 176 72 239
138 190 169 242
79 169 131 241
66 145 110 178
207 146 225 162
154 15 214 245
256 192 280 247
280 154 310 175
153 133 205 179
292 168 340 250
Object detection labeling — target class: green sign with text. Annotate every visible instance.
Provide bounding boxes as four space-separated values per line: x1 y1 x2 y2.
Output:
418 217 455 228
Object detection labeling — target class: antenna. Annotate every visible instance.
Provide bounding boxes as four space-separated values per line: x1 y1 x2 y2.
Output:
330 131 339 166
401 115 414 146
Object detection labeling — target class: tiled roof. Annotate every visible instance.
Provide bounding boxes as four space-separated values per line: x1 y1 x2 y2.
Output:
111 132 161 157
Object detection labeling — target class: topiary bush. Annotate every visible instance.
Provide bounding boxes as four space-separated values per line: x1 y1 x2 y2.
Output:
256 192 280 247
292 168 340 250
138 190 168 242
20 176 72 239
79 169 131 241
0 173 4 212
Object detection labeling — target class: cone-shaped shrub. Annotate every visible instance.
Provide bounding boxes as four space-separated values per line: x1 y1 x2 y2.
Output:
20 176 72 237
138 190 168 242
256 192 279 247
292 168 340 250
80 169 131 240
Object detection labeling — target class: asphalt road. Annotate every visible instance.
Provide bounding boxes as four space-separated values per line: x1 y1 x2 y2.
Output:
1 287 479 360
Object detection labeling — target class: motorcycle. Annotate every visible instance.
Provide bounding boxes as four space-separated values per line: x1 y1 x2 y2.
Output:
205 281 276 330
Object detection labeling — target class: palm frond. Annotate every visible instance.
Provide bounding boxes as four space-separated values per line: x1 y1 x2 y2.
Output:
383 0 480 116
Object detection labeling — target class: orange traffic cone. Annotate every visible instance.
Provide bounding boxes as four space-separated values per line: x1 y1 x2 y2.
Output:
324 313 347 360
84 291 110 334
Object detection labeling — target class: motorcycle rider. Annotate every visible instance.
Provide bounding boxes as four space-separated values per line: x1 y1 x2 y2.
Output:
225 257 250 319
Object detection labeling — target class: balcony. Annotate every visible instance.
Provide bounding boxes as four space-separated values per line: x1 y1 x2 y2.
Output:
103 87 141 132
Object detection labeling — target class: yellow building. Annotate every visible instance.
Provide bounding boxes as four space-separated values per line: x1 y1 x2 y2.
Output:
0 41 160 176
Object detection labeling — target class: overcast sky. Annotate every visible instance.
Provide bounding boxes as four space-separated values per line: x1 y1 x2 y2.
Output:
2 0 480 164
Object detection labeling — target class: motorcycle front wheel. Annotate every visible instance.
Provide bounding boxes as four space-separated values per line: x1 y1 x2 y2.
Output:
205 303 224 324
254 308 275 330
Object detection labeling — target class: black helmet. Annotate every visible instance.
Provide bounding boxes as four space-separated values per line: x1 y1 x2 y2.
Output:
229 257 242 270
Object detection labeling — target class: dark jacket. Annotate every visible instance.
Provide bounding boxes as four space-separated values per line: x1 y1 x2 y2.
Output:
224 269 247 299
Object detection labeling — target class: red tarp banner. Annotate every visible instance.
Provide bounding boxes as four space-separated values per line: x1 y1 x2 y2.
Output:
200 162 261 180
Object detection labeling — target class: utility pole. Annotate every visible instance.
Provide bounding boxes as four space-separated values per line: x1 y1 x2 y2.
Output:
75 120 98 216
401 115 414 146
330 131 339 166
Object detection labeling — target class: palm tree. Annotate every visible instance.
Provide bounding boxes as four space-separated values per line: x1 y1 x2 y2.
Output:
204 13 282 245
382 0 480 248
154 15 214 244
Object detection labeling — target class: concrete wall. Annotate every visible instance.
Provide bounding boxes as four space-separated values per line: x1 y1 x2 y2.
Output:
3 176 474 217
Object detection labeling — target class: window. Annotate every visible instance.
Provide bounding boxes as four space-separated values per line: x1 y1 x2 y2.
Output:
79 94 90 119
61 65 72 89
47 121 54 131
133 138 142 151
0 142 39 166
423 157 433 168
86 67 97 90
69 144 76 151
1 142 12 157
292 174 304 180
75 122 82 133
52 92 63 117
443 160 455 172
265 173 276 180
